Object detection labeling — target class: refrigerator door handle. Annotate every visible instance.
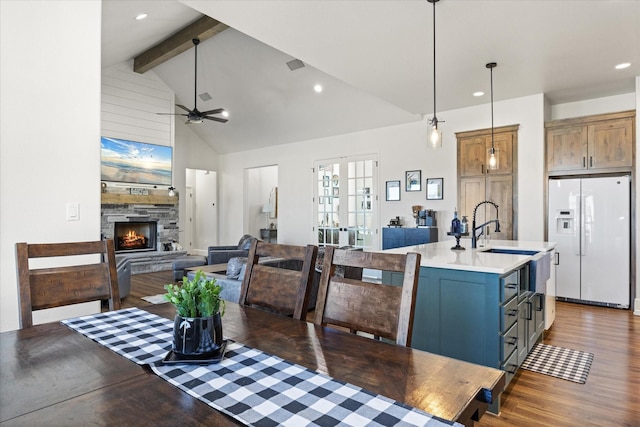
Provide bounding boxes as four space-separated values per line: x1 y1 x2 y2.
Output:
554 252 559 265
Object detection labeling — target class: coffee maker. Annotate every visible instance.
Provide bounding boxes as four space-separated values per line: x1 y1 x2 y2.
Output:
416 210 436 227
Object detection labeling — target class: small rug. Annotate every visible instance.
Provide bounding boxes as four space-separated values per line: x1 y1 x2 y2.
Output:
521 343 594 384
141 294 168 304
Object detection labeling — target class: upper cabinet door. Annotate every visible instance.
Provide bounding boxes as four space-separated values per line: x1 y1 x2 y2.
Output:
587 119 633 170
486 132 514 175
545 111 635 175
459 136 487 177
546 125 588 172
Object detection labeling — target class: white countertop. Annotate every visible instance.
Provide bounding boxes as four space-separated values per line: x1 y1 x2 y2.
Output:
381 239 556 275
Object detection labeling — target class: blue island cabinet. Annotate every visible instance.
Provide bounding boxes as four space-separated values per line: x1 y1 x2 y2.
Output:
386 263 541 413
382 227 438 250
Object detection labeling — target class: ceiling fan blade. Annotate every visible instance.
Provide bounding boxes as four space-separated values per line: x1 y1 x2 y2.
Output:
203 116 228 123
176 104 192 113
200 108 225 115
156 112 188 116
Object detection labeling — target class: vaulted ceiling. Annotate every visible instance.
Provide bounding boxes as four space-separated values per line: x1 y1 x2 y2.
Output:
102 0 640 154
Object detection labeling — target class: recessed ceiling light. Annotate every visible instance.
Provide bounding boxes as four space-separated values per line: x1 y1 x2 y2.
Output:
615 62 631 70
314 84 323 93
473 91 484 97
135 13 148 20
221 110 229 118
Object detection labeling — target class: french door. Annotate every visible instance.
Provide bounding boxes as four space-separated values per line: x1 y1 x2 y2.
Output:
314 155 378 250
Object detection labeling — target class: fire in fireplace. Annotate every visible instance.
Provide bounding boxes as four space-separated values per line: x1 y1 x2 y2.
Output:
114 221 157 253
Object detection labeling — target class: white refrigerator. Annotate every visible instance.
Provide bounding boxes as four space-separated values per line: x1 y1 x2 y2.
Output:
548 176 630 308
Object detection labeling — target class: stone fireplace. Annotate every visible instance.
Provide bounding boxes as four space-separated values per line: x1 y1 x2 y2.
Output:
113 220 157 253
101 188 180 253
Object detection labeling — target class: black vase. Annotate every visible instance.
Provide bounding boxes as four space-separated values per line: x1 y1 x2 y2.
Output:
173 313 223 356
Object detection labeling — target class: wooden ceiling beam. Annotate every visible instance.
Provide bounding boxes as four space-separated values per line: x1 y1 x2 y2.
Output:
133 16 228 74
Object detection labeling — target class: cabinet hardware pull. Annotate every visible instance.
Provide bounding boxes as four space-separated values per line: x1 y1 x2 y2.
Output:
507 309 518 317
583 157 586 167
506 283 518 289
506 364 518 374
508 337 517 345
536 294 544 311
590 156 593 167
526 301 533 320
554 252 559 265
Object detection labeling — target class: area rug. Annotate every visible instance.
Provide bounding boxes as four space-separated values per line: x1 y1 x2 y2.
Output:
521 343 594 384
141 294 168 304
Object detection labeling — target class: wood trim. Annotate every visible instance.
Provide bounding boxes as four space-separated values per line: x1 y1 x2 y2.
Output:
101 193 177 205
133 16 229 74
455 124 520 139
544 109 635 129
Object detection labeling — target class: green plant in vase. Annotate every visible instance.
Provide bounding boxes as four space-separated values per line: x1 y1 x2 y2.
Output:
164 270 225 356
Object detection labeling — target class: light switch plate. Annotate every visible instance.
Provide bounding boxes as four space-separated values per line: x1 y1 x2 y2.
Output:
66 202 79 221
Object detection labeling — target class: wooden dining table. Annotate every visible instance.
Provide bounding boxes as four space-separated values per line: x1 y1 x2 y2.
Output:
0 302 504 426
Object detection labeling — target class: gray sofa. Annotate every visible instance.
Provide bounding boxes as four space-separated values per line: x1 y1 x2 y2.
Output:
207 234 257 265
115 256 131 299
187 246 363 311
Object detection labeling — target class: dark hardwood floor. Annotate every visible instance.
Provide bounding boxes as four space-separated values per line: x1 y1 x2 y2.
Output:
124 271 640 426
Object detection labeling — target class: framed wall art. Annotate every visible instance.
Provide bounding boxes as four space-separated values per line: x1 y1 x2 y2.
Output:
405 170 421 192
385 180 401 201
426 177 443 200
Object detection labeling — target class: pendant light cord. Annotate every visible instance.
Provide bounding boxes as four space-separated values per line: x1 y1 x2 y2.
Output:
486 62 497 150
490 65 494 149
432 0 436 122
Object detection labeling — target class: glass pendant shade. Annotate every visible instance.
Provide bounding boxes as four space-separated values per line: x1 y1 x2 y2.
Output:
488 147 499 170
430 124 442 149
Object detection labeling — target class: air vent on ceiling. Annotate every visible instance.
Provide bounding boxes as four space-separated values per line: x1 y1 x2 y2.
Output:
286 59 305 71
199 92 212 101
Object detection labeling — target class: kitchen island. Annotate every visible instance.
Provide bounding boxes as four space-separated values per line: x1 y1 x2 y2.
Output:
382 239 556 413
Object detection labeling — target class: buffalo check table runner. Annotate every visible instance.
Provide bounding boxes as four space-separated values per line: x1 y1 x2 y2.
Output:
62 308 459 427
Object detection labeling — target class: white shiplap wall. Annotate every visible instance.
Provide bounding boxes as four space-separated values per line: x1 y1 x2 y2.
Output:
101 61 174 148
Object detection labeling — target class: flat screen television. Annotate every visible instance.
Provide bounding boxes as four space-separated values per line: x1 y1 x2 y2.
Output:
101 137 173 186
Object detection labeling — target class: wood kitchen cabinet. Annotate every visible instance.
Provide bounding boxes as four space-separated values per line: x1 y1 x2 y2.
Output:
545 110 634 175
459 131 513 176
457 124 518 240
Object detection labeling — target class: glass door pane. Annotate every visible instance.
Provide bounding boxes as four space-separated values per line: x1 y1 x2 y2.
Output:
315 156 377 250
316 162 340 247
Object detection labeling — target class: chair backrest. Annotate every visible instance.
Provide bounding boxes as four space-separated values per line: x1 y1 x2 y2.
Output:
313 246 421 346
15 240 121 329
239 240 318 319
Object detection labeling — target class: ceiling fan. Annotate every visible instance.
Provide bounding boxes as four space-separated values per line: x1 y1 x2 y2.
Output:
157 38 228 124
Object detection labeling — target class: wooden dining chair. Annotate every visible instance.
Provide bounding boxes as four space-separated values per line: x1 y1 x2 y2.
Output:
15 239 121 329
239 240 318 320
313 246 421 346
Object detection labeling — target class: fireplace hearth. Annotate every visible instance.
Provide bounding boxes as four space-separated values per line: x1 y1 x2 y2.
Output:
114 221 157 253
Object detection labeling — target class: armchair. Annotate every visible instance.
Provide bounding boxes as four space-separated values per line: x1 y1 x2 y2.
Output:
207 234 257 265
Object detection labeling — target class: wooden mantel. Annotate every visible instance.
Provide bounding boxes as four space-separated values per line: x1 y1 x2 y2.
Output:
101 193 178 205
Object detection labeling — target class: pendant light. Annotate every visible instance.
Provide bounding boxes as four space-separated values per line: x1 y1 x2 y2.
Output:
486 62 498 170
427 0 443 149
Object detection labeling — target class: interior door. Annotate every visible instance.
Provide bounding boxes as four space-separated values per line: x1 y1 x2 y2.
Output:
315 156 378 250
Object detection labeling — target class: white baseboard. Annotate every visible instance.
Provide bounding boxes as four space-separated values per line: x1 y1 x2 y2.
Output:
634 298 640 316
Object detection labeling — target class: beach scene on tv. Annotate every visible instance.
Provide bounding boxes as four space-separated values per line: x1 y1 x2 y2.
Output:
101 137 172 186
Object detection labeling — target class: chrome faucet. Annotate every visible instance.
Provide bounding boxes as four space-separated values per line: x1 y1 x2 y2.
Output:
471 201 500 248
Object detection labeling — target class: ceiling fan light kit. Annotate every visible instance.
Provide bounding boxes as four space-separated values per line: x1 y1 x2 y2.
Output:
427 0 442 149
156 38 228 124
486 62 498 170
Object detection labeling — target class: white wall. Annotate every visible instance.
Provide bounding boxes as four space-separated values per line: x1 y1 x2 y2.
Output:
246 166 278 238
0 0 102 331
217 94 546 246
551 93 636 120
174 121 220 242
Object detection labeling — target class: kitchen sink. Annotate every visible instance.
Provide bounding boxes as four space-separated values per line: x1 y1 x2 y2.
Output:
480 248 551 293
479 248 539 256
